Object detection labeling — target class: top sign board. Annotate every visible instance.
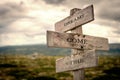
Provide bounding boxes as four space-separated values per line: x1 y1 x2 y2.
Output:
55 5 94 32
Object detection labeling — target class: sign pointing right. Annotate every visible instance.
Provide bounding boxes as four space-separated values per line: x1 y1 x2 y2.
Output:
47 31 109 50
56 49 98 73
55 5 94 32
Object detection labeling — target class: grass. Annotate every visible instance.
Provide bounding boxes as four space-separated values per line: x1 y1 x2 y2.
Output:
0 54 120 80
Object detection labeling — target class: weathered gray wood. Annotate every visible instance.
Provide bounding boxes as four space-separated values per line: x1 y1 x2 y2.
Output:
47 31 109 50
55 5 94 32
70 8 81 16
56 49 98 73
71 26 85 80
73 69 85 80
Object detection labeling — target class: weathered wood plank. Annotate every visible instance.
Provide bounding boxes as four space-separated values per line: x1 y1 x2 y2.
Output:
47 31 109 50
56 49 98 73
55 5 94 32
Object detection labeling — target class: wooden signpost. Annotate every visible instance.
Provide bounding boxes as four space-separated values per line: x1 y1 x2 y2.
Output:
46 5 109 80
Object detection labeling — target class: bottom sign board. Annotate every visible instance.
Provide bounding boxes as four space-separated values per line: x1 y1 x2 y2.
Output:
56 49 98 73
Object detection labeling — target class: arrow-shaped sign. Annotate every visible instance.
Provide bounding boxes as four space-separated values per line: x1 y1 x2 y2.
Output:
55 5 94 32
56 49 98 73
47 31 109 50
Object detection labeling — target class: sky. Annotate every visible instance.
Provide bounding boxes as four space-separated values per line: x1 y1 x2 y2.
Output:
0 0 120 46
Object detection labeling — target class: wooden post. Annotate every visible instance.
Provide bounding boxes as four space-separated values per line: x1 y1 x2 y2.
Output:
73 69 85 80
70 8 85 80
71 27 85 80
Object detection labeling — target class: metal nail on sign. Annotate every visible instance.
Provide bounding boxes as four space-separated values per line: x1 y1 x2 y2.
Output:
55 5 94 32
47 31 109 50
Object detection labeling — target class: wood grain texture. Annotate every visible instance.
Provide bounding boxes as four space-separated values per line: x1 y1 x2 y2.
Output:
56 49 98 73
55 5 94 32
73 69 85 80
47 31 109 50
71 26 85 80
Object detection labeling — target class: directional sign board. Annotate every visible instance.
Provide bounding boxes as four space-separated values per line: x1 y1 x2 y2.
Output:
55 5 94 32
56 49 98 73
47 31 109 50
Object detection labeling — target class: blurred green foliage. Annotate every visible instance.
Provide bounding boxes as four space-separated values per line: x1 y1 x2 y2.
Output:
0 54 119 80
